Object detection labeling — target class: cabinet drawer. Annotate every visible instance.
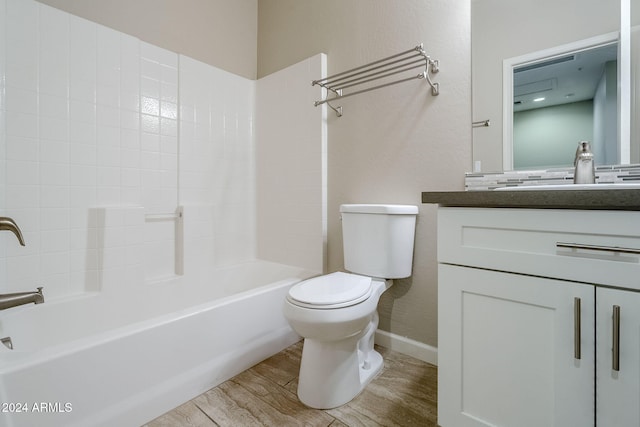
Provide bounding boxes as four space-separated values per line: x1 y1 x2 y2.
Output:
438 208 640 290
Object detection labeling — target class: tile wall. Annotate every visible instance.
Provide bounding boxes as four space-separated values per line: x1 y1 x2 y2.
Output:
0 0 326 300
465 164 640 190
179 56 257 276
0 0 183 297
255 55 327 273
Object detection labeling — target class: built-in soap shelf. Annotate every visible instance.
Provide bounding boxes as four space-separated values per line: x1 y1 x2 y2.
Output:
144 206 184 279
94 206 185 292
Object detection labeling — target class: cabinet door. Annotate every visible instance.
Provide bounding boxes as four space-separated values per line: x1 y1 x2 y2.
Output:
596 288 640 426
438 264 594 427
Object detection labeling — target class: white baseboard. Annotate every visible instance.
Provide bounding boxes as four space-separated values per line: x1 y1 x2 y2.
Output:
375 329 438 366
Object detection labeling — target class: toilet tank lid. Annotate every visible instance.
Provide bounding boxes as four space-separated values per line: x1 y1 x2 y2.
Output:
340 204 418 215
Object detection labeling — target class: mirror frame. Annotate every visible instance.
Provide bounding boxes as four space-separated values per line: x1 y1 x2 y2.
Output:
502 32 629 170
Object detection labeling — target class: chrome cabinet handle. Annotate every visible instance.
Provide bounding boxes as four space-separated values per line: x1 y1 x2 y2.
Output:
613 305 620 372
557 242 640 255
574 297 581 360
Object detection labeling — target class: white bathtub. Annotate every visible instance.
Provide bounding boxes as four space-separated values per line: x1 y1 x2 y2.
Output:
0 260 316 427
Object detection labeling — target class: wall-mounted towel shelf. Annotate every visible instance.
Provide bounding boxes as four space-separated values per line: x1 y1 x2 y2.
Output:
312 44 439 117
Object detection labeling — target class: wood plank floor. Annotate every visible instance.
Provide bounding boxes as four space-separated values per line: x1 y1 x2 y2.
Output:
143 341 438 427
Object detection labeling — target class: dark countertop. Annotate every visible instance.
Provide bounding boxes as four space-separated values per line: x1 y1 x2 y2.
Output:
421 189 640 210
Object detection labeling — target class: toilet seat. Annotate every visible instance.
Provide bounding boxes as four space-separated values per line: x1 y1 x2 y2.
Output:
287 272 372 309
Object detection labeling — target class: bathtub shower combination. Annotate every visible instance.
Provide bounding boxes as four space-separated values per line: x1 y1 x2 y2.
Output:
0 261 317 427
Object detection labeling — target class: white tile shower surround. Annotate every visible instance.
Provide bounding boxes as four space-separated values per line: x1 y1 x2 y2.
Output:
0 0 326 299
256 55 326 273
465 164 640 191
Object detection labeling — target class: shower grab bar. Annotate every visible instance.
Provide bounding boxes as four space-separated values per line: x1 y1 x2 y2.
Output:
145 210 183 221
312 44 439 117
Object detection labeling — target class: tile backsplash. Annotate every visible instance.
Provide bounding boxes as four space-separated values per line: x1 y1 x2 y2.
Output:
465 164 640 191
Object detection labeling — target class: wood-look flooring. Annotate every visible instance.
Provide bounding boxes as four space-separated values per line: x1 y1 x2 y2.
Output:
144 341 437 426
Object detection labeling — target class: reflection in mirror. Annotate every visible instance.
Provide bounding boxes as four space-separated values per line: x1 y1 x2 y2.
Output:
511 42 618 170
634 0 640 160
471 0 623 173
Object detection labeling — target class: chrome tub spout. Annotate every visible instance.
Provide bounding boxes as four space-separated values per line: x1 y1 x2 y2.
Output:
0 287 44 311
0 217 25 246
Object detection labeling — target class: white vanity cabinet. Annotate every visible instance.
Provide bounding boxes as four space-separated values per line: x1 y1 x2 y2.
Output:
595 287 640 426
437 207 640 427
439 264 595 427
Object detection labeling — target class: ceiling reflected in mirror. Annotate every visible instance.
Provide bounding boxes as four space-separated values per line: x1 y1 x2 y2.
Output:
510 41 620 170
513 43 618 113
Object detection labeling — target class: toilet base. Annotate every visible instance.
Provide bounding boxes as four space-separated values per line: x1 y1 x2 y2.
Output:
297 337 384 409
358 347 384 388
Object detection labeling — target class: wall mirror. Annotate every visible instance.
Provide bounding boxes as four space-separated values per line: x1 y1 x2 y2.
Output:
471 0 638 173
505 36 619 170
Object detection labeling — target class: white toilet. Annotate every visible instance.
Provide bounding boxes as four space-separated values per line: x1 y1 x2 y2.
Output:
283 204 418 409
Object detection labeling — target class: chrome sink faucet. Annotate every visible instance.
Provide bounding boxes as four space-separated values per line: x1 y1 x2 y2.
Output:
0 217 25 246
574 141 595 184
0 287 44 311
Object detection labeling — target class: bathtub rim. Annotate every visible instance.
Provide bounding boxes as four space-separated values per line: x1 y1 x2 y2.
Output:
0 270 315 374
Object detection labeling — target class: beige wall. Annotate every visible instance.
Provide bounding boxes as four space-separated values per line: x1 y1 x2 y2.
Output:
258 0 472 348
36 0 258 79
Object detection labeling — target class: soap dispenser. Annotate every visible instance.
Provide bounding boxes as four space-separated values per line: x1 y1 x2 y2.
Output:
573 141 595 184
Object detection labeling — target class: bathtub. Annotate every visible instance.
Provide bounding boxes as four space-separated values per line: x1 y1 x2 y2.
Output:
0 260 316 427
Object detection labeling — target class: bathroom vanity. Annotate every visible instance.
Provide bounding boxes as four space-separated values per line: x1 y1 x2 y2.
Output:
422 189 640 427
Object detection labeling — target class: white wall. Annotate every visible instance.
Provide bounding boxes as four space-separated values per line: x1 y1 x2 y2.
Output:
0 0 323 302
513 101 594 169
256 55 327 273
179 56 257 277
0 0 181 298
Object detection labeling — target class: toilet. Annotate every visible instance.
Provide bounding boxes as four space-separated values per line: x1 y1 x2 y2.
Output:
283 204 418 409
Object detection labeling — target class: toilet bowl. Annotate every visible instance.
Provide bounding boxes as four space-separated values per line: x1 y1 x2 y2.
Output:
284 272 392 409
283 204 418 409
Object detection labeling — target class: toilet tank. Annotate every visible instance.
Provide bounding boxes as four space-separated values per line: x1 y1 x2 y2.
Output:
340 204 418 279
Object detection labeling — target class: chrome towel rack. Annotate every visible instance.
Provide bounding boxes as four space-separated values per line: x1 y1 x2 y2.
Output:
312 44 439 117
